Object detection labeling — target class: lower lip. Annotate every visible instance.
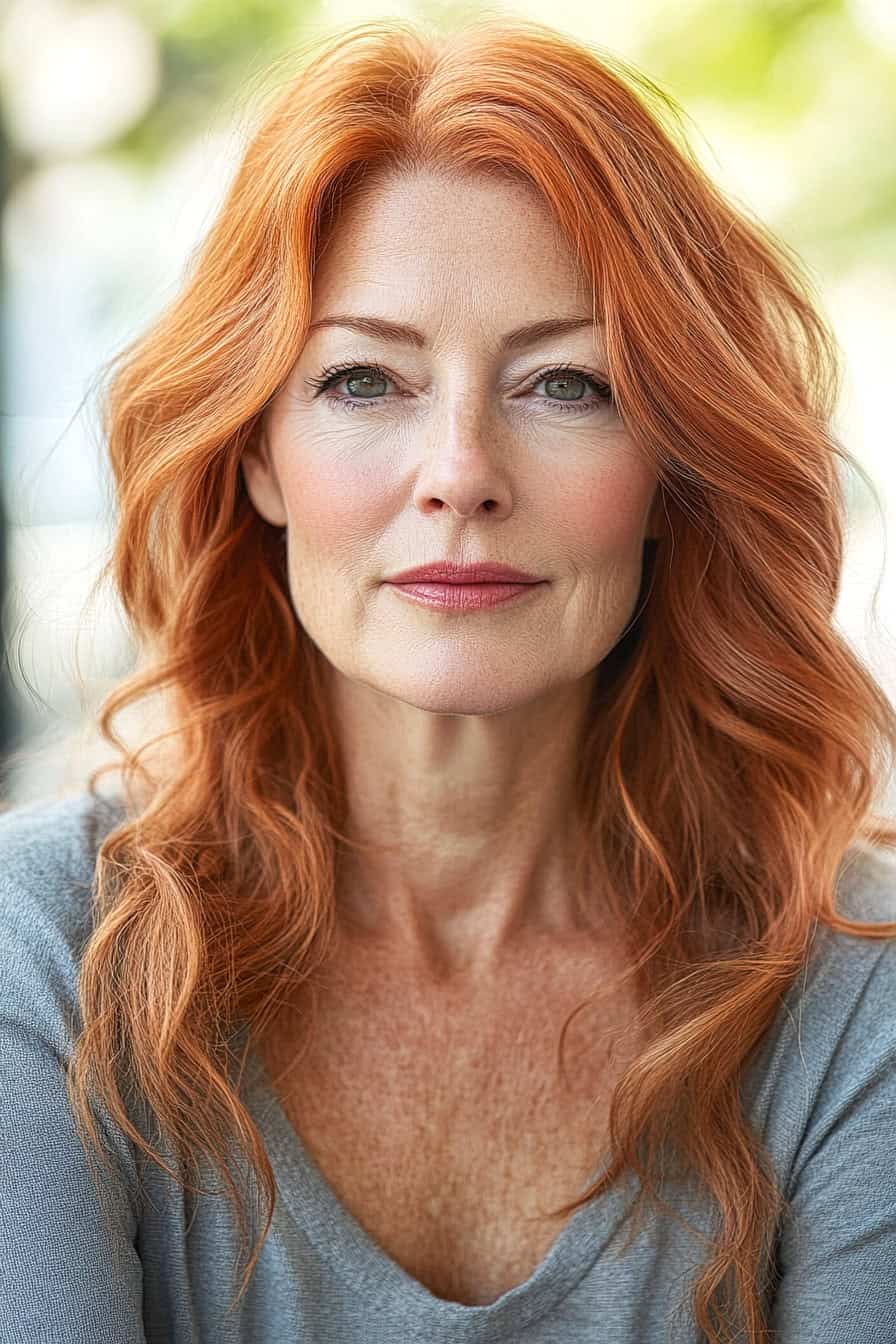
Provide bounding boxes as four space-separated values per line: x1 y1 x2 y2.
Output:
386 580 545 611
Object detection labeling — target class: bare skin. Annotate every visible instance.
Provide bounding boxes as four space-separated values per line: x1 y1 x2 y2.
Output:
242 165 659 1302
260 929 645 1305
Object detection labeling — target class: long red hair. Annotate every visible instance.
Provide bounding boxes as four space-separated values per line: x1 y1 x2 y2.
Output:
44 14 896 1341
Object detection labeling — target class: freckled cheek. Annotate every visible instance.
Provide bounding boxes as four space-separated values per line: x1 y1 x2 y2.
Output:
281 458 386 552
553 465 655 561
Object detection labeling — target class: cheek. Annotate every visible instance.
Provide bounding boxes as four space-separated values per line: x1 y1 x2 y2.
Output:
280 454 387 557
550 457 656 561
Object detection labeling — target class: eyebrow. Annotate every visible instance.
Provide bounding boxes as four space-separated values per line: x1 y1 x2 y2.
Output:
305 313 600 352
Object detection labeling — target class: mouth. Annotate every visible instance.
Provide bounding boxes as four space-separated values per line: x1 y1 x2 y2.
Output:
384 578 547 612
384 562 543 585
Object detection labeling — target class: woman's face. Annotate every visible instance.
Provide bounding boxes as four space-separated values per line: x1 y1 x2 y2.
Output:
241 168 660 717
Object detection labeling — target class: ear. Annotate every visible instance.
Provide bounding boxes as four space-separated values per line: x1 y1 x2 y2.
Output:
240 425 288 527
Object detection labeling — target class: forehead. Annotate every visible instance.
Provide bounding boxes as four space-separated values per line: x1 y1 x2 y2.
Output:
308 169 596 336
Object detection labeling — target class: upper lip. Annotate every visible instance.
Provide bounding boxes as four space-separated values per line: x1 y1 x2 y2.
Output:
386 561 543 584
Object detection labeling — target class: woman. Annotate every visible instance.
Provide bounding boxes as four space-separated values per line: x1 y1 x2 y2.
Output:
2 14 895 1344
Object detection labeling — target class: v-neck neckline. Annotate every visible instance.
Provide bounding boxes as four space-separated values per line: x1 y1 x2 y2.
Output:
238 1034 639 1341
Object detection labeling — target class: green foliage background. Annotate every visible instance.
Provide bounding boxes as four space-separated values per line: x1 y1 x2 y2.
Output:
4 0 895 276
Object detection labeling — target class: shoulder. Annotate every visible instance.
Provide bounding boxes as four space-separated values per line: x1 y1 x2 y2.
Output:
0 789 127 1048
0 786 126 885
825 837 896 935
762 844 896 1336
0 791 146 1324
745 842 896 1185
794 841 896 1053
0 788 127 908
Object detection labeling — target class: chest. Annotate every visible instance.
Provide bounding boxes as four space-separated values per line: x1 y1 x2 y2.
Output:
259 946 643 1306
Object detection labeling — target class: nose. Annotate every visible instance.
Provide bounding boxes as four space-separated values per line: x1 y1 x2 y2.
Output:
410 396 513 519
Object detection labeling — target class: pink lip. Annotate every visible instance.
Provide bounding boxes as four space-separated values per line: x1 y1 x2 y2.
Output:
386 561 542 584
386 581 545 612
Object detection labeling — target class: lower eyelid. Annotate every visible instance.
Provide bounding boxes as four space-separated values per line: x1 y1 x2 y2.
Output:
324 394 610 419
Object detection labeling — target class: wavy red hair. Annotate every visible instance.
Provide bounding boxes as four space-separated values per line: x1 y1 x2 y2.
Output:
38 14 896 1342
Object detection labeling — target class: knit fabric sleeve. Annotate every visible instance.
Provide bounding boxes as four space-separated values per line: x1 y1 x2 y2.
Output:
0 795 146 1344
769 857 896 1342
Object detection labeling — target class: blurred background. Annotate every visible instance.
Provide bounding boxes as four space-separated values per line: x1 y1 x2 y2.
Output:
0 0 893 807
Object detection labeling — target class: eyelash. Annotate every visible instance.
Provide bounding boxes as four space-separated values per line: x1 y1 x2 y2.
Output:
304 361 614 416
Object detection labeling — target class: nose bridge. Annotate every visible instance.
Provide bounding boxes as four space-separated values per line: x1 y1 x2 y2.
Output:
440 367 492 449
428 345 502 452
412 357 509 515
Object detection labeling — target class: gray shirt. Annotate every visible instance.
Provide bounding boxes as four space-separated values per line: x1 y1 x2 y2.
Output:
1 789 895 1342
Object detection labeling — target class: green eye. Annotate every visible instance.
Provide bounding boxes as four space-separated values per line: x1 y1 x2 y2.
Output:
306 360 614 415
